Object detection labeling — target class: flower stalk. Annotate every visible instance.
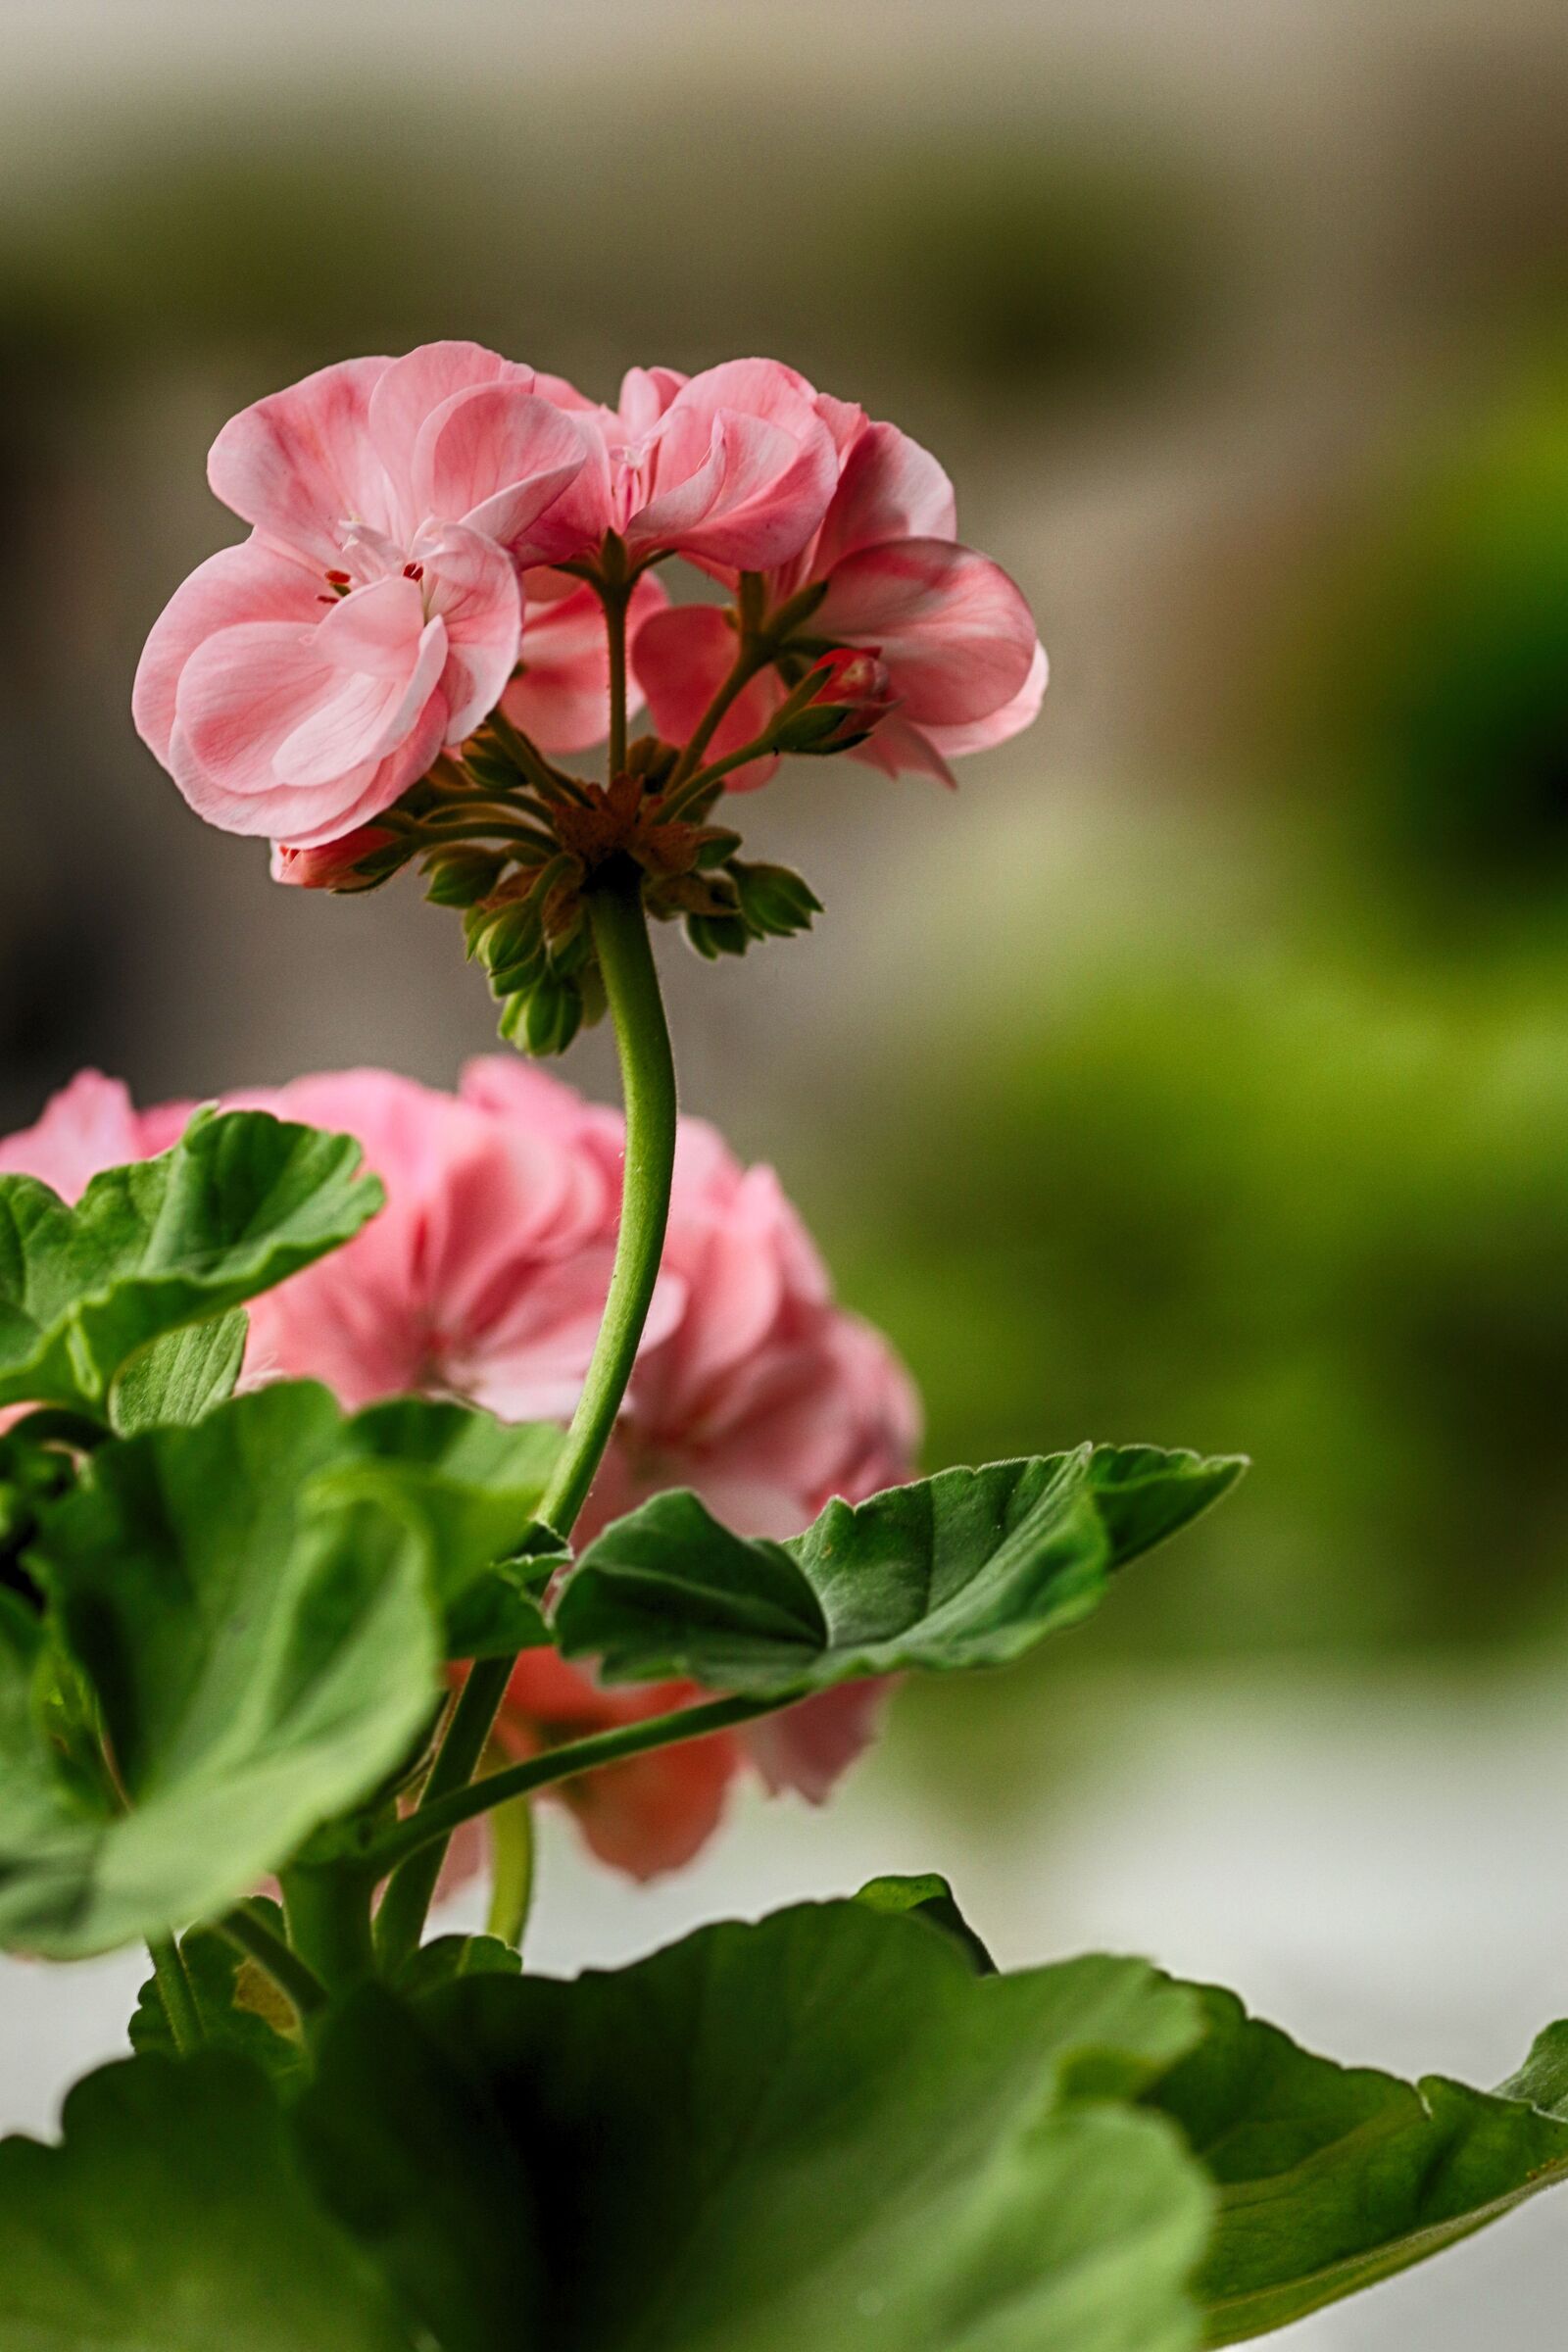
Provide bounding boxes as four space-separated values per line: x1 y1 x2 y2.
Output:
373 853 679 1965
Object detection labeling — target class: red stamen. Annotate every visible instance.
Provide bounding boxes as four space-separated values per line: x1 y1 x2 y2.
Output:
325 568 352 586
403 563 424 582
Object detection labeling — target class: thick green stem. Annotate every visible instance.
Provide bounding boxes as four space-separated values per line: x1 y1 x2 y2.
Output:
373 863 678 1967
147 1936 203 2055
363 1693 780 1881
218 1903 327 2021
279 1864 374 1992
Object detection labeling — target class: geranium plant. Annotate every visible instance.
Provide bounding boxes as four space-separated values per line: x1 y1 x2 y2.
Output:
2 342 1563 2349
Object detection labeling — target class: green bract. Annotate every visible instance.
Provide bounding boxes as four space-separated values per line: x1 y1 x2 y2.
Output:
0 1107 382 1420
554 1444 1246 1694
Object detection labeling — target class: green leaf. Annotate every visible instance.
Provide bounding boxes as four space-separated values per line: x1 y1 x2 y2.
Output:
108 1306 247 1433
1144 1982 1568 2341
394 1932 524 1999
298 1902 1213 2352
0 1108 382 1416
316 1397 563 1656
556 1445 1246 1696
857 1871 998 1974
0 2054 414 2350
129 1899 304 2085
3 1383 440 1957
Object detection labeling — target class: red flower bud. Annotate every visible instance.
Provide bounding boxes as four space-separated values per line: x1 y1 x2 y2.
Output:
269 824 401 892
771 648 899 756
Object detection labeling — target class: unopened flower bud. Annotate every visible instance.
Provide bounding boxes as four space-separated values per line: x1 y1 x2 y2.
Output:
771 649 898 756
422 847 509 909
728 860 822 938
270 826 404 893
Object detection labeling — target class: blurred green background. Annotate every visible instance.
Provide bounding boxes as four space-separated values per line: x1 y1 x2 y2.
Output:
1 0 1565 1690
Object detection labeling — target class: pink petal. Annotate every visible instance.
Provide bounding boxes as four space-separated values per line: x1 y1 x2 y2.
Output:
273 599 446 788
744 1681 891 1802
811 421 957 576
633 603 781 787
0 1072 146 1201
921 638 1049 759
133 537 321 764
171 616 444 842
629 360 839 569
419 524 523 743
368 342 531 504
207 357 395 568
413 383 590 559
501 571 666 754
614 366 687 437
849 714 959 789
814 538 1037 726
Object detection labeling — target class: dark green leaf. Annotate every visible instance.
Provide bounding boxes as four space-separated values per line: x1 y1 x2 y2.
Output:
556 1445 1246 1696
394 1932 524 1999
109 1306 247 1433
1144 1981 1568 2341
300 1901 1212 2352
317 1396 563 1655
857 1871 998 1974
129 1899 304 2085
0 1108 382 1416
4 1384 439 1957
0 2054 414 2350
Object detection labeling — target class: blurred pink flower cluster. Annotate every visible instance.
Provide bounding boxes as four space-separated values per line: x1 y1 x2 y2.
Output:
0 1066 920 1878
133 342 1045 853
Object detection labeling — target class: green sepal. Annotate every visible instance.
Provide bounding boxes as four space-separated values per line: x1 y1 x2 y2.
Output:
554 1444 1246 1696
685 910 753 959
422 847 509 908
728 858 822 937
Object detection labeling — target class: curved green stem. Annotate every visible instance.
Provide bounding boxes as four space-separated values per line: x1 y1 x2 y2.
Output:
667 637 766 791
373 861 678 1968
362 1693 780 1881
485 1786 536 1950
147 1936 203 2055
537 869 677 1532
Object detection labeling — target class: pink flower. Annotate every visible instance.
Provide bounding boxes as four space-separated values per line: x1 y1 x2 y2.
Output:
133 342 593 848
635 408 1046 787
231 1066 626 1421
500 568 669 756
0 1070 192 1203
0 1066 922 1879
532 359 841 573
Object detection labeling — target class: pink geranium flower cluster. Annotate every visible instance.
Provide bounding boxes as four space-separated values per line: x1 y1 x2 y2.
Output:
0 1066 919 1879
133 342 1045 855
